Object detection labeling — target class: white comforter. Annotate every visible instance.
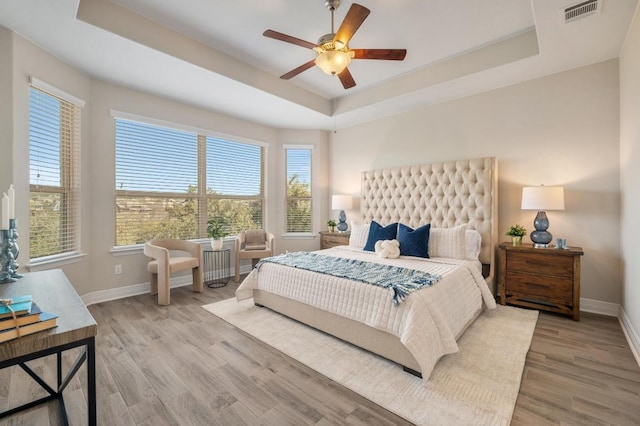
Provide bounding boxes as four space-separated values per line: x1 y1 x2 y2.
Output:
236 246 496 379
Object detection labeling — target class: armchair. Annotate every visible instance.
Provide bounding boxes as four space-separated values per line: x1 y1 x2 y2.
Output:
144 239 203 305
235 229 274 283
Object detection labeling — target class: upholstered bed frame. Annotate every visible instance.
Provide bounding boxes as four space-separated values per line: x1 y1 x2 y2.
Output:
254 157 498 374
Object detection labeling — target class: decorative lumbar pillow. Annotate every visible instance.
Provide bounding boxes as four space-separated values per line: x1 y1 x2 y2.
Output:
374 239 400 259
349 222 370 249
364 221 398 252
465 229 482 260
398 223 431 258
428 223 468 259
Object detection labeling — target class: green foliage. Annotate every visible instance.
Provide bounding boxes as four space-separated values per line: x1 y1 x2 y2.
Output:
207 217 229 239
29 193 63 258
327 219 337 227
286 174 312 233
114 184 262 246
506 224 527 237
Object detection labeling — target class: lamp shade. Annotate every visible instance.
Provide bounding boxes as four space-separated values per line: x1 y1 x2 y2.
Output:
316 51 351 75
521 186 565 211
331 195 353 210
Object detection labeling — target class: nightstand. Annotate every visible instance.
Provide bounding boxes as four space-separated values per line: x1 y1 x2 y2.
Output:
319 231 350 249
499 242 584 320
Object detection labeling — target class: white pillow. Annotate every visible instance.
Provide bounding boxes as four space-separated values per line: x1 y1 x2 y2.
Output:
465 229 482 260
349 222 370 249
429 224 467 259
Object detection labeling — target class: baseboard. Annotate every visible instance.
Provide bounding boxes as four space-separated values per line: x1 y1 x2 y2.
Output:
619 307 640 367
579 297 620 317
82 264 252 306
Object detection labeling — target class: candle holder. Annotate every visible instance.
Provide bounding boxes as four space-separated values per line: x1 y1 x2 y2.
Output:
0 229 17 284
9 219 22 279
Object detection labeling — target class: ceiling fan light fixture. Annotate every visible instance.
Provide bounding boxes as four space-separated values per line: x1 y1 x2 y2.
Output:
315 49 352 75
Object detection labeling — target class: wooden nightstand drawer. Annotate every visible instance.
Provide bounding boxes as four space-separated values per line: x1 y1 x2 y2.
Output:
324 236 346 246
507 251 573 277
505 271 573 301
319 232 350 249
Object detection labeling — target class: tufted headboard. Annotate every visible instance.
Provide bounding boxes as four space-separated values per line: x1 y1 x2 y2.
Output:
361 157 498 288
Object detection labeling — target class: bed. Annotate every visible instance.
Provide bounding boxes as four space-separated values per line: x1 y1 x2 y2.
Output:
236 157 498 379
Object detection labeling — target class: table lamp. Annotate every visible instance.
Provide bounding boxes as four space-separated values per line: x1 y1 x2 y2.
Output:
331 195 353 233
521 185 565 248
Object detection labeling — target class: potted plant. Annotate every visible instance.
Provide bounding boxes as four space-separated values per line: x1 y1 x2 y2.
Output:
327 219 337 233
506 224 527 246
207 218 229 250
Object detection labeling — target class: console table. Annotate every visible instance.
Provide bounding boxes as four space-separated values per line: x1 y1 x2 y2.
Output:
0 269 97 424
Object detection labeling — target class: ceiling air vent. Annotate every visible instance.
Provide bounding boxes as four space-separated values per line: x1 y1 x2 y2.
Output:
563 0 601 23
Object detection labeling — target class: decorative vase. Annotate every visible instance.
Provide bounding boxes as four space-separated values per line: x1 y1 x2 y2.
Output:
210 238 223 251
511 236 523 246
0 230 16 284
328 226 335 233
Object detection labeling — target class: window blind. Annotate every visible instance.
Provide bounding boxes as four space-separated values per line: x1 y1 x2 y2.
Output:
113 118 265 245
206 137 264 235
285 148 312 233
29 86 81 259
115 119 199 245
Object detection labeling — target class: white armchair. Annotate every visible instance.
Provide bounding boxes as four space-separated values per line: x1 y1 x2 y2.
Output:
144 239 203 305
235 229 274 282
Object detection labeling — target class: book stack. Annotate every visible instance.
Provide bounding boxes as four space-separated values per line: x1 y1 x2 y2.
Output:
0 295 58 343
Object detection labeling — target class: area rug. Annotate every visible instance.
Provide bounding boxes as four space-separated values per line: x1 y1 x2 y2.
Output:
202 298 538 425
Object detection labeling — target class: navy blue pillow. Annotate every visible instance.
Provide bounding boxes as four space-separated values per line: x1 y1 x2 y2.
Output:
398 223 431 258
363 221 398 252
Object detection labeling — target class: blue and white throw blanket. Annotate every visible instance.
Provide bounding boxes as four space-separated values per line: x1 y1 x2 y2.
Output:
256 252 441 305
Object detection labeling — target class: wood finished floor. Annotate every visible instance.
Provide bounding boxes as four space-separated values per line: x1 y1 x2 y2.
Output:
1 279 639 425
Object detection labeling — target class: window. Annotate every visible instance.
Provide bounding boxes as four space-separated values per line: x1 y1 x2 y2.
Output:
114 115 264 246
285 146 312 234
29 84 82 260
205 137 264 235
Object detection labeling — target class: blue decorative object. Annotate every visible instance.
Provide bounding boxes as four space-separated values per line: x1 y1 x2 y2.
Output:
332 195 353 233
530 211 553 246
9 219 22 279
521 185 565 248
337 209 348 232
364 221 398 252
0 230 16 284
398 223 431 258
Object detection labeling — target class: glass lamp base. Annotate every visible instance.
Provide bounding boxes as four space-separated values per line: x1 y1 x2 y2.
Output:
337 209 348 232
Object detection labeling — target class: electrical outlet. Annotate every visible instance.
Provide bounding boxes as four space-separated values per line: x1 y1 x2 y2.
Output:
115 265 122 275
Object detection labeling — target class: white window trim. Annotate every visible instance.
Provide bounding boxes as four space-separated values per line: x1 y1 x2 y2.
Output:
29 83 83 261
27 252 87 271
30 77 86 107
110 110 268 148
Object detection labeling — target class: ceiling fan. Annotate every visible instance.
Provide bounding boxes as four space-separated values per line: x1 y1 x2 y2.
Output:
263 0 407 89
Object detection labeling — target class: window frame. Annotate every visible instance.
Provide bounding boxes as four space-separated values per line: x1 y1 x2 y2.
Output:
28 78 84 265
112 110 267 248
283 144 314 237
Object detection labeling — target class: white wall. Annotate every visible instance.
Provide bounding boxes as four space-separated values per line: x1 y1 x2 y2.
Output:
330 60 621 304
620 6 640 350
3 33 329 297
0 28 13 188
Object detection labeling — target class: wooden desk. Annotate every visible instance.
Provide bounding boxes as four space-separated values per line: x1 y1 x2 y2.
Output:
0 269 97 424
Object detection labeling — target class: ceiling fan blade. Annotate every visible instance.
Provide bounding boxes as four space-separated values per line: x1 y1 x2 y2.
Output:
334 3 370 46
352 49 407 61
338 68 356 89
280 59 317 80
263 30 316 50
